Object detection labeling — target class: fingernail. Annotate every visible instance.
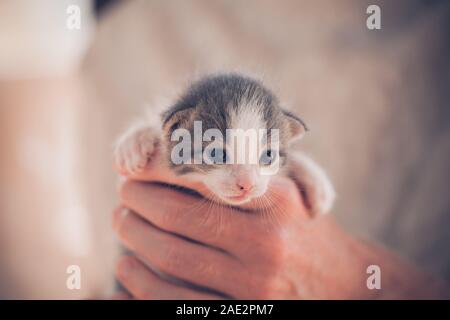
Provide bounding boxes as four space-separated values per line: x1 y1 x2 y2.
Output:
116 176 126 192
113 207 129 231
118 258 132 278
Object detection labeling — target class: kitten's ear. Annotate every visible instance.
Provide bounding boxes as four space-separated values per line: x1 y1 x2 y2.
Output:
283 110 308 141
162 106 195 134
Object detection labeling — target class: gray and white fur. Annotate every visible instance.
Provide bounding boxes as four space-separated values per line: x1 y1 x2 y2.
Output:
115 73 335 215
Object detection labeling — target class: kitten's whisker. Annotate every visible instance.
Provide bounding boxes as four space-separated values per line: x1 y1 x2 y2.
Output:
262 194 283 229
265 190 291 224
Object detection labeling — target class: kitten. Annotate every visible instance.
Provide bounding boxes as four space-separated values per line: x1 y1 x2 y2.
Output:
115 73 335 215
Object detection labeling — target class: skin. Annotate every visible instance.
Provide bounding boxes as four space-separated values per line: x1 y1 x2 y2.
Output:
113 163 449 299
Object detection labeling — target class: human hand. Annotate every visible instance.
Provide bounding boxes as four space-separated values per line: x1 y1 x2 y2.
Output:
113 163 448 299
114 163 363 299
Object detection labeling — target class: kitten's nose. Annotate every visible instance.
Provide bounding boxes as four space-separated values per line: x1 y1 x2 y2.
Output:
236 178 254 192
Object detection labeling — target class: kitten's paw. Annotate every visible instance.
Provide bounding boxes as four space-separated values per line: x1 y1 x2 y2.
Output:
288 153 336 216
301 171 336 216
115 125 160 174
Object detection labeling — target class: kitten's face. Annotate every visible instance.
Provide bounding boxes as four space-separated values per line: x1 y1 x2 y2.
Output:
162 74 306 205
187 127 282 205
200 162 275 205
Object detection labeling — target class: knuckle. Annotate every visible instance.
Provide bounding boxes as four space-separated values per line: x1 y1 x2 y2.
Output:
157 237 218 281
157 195 186 228
160 241 185 271
118 180 129 202
255 229 288 272
114 208 131 237
192 258 219 278
118 179 139 203
116 255 134 278
140 290 156 300
267 243 287 272
159 208 178 229
253 278 279 299
200 220 225 243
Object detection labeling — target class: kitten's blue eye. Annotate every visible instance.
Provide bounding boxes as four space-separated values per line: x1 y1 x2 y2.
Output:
259 149 277 166
208 148 227 164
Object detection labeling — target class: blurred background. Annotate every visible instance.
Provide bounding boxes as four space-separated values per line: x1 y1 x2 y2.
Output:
0 0 449 299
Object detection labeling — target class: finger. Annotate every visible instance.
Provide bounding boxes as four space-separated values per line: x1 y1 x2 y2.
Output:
118 158 305 214
116 256 221 300
255 176 306 215
118 181 266 250
114 208 249 297
116 152 213 197
119 175 305 228
108 291 133 300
